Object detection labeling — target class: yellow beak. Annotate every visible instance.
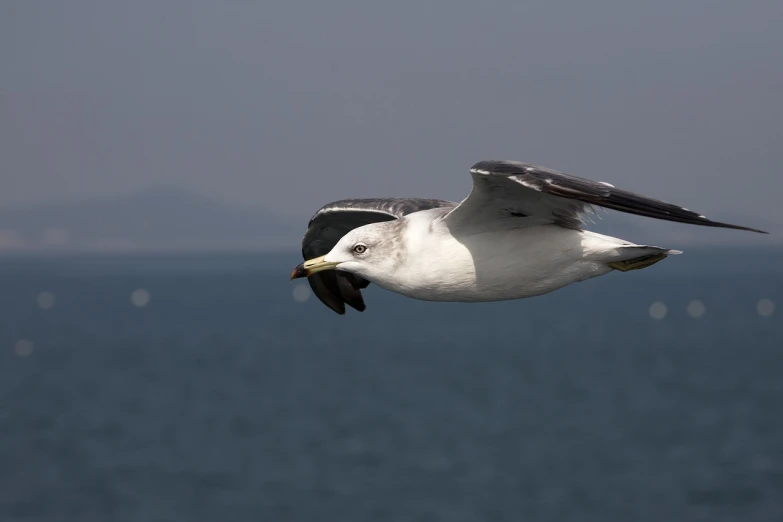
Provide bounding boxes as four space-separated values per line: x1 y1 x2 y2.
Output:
290 255 340 279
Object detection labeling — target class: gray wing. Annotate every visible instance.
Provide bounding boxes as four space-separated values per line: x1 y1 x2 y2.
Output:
444 160 767 233
302 198 456 314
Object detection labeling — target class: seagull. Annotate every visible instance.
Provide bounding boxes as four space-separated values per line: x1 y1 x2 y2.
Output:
291 160 767 314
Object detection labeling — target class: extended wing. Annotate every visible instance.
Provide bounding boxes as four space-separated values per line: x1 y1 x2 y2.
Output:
301 198 456 314
444 160 767 233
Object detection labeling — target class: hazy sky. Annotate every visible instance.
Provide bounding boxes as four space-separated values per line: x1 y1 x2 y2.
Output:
2 0 782 226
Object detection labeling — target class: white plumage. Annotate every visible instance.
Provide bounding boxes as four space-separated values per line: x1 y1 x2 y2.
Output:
291 160 765 314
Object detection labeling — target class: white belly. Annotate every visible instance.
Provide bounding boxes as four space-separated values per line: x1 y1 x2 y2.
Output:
373 225 619 302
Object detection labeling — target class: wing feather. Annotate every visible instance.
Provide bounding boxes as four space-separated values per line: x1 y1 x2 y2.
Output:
444 160 767 234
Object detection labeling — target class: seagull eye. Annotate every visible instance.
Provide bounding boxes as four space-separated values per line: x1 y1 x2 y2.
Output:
353 244 367 255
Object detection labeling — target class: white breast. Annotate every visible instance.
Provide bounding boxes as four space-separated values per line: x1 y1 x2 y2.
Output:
374 216 616 302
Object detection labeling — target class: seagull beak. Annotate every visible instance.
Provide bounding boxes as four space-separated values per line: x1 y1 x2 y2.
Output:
290 255 340 279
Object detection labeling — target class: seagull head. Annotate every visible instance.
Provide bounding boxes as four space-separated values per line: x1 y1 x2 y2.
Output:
290 221 404 281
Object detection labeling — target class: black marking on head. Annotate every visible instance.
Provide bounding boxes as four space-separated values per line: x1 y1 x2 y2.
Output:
381 219 408 270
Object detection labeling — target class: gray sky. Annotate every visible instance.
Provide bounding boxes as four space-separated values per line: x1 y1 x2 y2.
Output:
2 0 782 227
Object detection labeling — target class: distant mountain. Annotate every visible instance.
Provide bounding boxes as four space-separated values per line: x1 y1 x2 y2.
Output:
0 187 300 253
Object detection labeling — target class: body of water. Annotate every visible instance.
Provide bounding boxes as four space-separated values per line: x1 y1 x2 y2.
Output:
1 249 782 521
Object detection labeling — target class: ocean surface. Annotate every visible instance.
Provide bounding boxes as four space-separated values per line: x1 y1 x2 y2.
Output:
1 249 782 522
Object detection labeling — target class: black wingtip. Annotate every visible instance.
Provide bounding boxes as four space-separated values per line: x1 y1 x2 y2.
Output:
702 220 768 235
472 160 771 236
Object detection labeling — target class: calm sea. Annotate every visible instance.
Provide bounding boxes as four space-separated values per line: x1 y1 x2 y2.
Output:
1 249 782 521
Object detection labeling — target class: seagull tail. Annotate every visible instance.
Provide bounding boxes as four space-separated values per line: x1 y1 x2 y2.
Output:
607 245 680 272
